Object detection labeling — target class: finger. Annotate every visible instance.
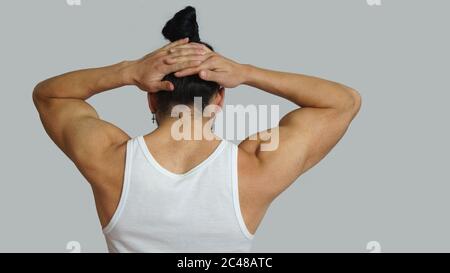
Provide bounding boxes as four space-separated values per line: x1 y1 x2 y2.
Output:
162 37 189 51
174 59 216 77
173 66 203 77
168 48 207 58
165 60 204 74
149 81 174 92
168 43 204 52
159 43 203 58
199 70 223 82
164 54 209 65
189 43 213 53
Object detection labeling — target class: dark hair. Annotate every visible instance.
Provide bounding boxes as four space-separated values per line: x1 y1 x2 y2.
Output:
156 6 220 116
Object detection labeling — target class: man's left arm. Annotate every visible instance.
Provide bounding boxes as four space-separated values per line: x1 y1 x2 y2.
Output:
32 38 207 185
32 61 133 173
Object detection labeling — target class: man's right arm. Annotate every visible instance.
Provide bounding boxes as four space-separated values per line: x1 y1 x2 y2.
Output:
238 64 361 202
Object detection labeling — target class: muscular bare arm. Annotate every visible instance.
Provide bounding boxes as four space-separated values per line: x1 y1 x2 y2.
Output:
33 60 137 226
32 38 205 184
239 65 361 198
33 62 132 168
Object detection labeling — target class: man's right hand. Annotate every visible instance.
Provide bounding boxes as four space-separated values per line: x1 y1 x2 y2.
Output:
174 43 248 89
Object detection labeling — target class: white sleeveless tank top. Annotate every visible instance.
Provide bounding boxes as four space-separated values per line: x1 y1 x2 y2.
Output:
102 136 254 252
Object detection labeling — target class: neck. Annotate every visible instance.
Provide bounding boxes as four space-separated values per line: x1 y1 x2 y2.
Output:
153 116 218 142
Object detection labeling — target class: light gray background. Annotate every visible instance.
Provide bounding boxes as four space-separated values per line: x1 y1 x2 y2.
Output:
0 0 449 252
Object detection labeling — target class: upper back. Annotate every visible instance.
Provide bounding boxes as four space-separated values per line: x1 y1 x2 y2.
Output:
102 136 254 252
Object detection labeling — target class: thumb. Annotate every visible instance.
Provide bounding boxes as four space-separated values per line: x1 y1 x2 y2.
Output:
151 81 174 92
199 70 221 83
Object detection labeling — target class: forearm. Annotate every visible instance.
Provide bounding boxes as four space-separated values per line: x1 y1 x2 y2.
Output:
33 60 136 101
241 64 359 110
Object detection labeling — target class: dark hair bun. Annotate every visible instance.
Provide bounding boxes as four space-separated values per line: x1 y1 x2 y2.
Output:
162 6 200 42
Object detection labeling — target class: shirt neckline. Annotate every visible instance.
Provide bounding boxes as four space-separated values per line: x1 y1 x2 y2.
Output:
137 135 227 179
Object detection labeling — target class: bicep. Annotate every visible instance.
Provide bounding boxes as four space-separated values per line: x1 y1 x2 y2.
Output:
34 97 130 168
239 107 354 199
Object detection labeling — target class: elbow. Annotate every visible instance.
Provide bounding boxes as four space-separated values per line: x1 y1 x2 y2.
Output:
348 88 362 117
339 86 362 118
32 83 40 103
32 83 42 107
32 81 48 108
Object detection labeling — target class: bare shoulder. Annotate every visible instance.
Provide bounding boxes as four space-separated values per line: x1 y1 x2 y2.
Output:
84 139 129 228
237 126 298 201
79 136 128 188
237 143 265 194
235 141 275 234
